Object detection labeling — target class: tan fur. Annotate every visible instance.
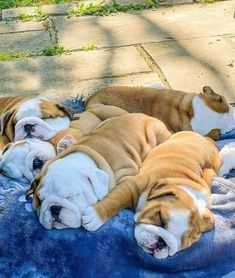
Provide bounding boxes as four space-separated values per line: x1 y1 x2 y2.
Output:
27 113 171 212
86 86 229 138
92 131 220 249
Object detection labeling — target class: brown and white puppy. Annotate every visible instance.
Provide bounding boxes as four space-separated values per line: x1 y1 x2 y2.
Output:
0 127 84 182
0 96 74 149
27 113 171 229
82 132 220 259
86 86 234 140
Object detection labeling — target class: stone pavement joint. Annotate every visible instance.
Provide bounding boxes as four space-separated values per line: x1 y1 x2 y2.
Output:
136 45 171 88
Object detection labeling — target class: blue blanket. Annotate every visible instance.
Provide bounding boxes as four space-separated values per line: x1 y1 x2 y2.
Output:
0 100 235 277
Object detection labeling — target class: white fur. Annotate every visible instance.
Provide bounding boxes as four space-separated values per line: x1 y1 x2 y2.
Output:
38 152 109 229
191 96 235 135
219 143 235 176
179 185 208 215
167 210 190 243
134 224 180 259
143 82 166 90
14 97 70 141
15 117 70 141
0 138 56 182
16 97 45 121
82 206 104 231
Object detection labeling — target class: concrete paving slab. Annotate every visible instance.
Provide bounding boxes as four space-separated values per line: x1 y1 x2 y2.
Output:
0 71 162 101
0 46 152 98
0 21 44 34
143 36 235 102
0 30 51 52
56 1 235 50
1 0 192 20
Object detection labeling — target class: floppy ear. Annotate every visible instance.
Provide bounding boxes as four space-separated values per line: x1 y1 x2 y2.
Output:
26 175 41 211
199 208 215 232
202 86 215 96
0 109 15 136
147 181 173 201
87 169 109 200
56 104 75 120
1 142 13 155
137 203 164 226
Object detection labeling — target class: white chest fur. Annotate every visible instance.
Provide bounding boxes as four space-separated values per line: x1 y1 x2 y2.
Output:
191 96 235 135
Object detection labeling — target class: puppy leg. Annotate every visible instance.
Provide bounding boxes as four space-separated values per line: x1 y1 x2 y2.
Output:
82 174 148 231
202 168 217 186
57 134 77 153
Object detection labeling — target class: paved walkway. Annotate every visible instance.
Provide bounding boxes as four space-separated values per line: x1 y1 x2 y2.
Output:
0 1 234 102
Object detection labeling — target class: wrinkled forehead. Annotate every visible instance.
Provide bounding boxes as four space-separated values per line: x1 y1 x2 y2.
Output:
16 97 46 121
3 140 29 158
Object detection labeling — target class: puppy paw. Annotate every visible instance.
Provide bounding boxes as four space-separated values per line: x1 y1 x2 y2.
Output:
82 206 104 231
56 134 76 154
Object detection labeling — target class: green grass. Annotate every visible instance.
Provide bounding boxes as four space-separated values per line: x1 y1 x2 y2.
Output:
17 7 49 22
80 43 97 51
0 45 69 62
68 0 162 17
0 0 73 10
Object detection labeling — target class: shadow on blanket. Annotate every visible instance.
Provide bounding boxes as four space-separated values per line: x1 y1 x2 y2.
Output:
0 100 235 278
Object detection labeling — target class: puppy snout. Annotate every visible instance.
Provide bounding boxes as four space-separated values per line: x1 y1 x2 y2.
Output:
50 205 62 217
154 237 167 250
24 124 35 134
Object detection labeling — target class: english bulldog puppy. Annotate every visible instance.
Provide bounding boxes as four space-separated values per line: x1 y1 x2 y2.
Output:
83 132 220 259
27 113 171 229
0 95 74 149
0 127 86 182
0 138 56 182
86 85 234 140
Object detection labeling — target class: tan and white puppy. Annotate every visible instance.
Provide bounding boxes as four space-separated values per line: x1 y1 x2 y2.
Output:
0 138 56 182
27 113 171 229
86 85 234 140
0 127 85 182
82 132 220 259
0 96 74 148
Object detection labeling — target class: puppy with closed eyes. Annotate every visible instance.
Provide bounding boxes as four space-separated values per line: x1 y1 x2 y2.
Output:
27 113 171 230
86 85 234 140
82 131 221 259
0 95 74 151
0 127 85 182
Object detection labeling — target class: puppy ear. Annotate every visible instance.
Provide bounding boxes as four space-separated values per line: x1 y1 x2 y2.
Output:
202 86 215 96
147 181 173 201
26 175 42 210
1 142 13 155
56 104 74 120
87 169 109 200
199 208 215 232
0 109 15 136
137 204 164 227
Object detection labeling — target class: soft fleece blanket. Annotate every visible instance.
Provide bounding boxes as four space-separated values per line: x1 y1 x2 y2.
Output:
0 99 235 278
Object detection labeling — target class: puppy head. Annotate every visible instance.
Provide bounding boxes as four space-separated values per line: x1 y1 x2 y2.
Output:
27 153 109 229
0 138 56 182
199 86 229 113
134 183 214 259
1 97 74 141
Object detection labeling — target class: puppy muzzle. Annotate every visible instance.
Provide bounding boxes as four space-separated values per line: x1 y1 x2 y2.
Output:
134 224 180 259
15 116 70 141
39 196 81 229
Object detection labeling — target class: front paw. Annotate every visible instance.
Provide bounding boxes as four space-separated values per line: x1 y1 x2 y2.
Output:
82 206 104 231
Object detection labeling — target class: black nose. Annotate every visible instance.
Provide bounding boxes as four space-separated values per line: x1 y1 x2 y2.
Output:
155 237 167 250
24 124 33 134
50 205 61 216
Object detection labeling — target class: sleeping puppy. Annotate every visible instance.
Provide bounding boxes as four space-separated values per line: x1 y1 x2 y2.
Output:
82 131 220 259
0 127 84 182
27 113 171 229
86 85 234 140
0 95 74 149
